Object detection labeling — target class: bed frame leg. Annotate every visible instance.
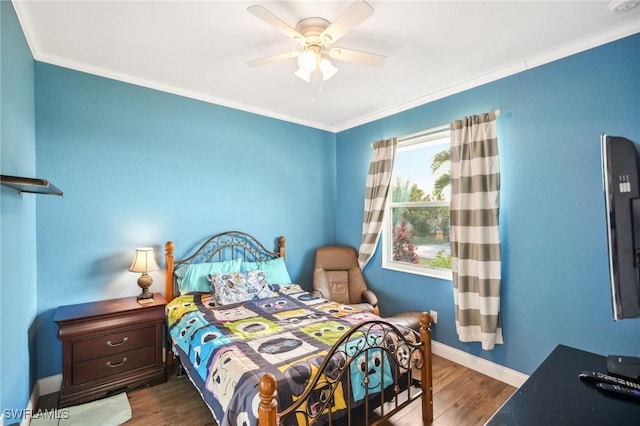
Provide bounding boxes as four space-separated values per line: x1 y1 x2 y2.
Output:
420 311 433 423
259 373 278 426
176 360 185 377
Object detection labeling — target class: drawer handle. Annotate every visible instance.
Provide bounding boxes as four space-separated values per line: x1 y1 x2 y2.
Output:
106 337 128 347
106 357 127 368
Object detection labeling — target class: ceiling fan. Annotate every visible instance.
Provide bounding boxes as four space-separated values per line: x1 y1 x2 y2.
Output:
247 0 386 84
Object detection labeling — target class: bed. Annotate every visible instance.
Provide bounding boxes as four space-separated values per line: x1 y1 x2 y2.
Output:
164 231 433 426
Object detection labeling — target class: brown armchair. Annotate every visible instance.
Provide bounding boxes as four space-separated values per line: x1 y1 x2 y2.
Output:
312 246 379 315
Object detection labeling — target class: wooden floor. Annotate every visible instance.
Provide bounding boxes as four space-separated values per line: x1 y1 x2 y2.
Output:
39 355 515 425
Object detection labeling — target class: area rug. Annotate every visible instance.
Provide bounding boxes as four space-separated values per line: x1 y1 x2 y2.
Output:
30 392 132 426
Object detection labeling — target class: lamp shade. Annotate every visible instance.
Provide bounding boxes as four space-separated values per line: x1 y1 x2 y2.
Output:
129 247 160 273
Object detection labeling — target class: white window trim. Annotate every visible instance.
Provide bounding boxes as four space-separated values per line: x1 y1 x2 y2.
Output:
381 125 453 281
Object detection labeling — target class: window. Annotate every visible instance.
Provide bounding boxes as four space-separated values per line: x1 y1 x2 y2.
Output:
382 126 452 280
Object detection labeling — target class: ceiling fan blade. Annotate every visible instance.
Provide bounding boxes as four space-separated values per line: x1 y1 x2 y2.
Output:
321 0 374 45
247 5 305 45
327 47 386 67
247 51 300 67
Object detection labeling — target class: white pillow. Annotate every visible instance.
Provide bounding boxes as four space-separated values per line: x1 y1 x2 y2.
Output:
207 270 277 306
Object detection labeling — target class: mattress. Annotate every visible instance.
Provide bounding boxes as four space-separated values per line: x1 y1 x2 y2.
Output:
166 284 415 426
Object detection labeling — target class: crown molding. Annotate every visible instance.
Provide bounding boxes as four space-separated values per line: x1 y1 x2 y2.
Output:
333 21 640 132
33 51 336 132
12 0 639 134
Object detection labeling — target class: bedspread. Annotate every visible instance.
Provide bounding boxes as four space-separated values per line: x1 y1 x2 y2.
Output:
166 285 414 426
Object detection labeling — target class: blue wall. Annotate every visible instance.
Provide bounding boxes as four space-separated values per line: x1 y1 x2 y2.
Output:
34 63 337 377
336 34 640 374
1 0 38 418
2 3 639 398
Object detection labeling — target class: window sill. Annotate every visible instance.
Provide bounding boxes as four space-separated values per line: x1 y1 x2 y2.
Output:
382 261 452 281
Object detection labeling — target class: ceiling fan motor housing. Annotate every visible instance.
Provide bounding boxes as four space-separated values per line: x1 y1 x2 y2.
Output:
295 17 332 48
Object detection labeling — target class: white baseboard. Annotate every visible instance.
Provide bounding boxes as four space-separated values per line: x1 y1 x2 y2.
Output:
432 341 529 388
36 374 62 397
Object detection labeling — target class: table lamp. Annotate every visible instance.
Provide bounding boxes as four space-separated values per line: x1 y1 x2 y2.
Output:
129 247 160 302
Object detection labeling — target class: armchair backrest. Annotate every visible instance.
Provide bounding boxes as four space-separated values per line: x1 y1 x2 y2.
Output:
313 246 368 305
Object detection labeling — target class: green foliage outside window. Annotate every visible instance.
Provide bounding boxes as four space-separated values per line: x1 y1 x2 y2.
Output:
390 147 452 269
428 249 452 269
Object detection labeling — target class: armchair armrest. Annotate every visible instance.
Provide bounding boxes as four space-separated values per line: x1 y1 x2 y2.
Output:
361 289 380 315
361 289 378 308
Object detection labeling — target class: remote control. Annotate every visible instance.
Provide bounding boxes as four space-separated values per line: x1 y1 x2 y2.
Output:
596 382 640 400
578 371 640 390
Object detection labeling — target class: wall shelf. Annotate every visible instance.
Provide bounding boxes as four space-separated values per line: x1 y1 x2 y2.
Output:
1 175 63 196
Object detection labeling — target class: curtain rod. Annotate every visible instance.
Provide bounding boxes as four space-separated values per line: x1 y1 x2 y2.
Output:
397 108 502 144
370 109 503 147
398 125 449 143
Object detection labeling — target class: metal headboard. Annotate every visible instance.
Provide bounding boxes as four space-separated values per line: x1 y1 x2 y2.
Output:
165 230 286 301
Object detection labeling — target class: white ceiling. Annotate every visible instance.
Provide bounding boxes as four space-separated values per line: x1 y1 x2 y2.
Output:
12 0 640 132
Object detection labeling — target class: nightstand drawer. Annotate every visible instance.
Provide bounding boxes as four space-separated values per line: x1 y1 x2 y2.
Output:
72 345 157 385
73 326 156 362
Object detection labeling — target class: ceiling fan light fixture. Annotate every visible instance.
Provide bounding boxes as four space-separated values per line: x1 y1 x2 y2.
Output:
294 68 312 82
319 58 338 81
297 50 317 72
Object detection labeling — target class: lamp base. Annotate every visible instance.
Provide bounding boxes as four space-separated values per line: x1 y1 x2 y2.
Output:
137 296 155 305
137 291 154 301
137 273 154 302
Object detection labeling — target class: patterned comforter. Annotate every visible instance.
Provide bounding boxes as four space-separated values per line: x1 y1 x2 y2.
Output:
166 285 414 426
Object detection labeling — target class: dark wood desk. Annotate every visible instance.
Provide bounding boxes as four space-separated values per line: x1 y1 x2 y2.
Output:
487 344 640 425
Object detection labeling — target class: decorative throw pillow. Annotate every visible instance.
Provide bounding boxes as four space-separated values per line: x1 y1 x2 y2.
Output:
207 270 277 306
241 257 292 285
175 259 243 294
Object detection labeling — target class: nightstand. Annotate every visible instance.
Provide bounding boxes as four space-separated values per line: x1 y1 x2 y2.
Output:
54 295 167 407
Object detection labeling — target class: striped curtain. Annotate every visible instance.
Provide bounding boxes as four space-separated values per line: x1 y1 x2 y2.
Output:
358 138 397 269
450 112 502 350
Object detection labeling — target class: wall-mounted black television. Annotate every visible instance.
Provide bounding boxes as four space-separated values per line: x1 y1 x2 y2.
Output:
601 134 640 319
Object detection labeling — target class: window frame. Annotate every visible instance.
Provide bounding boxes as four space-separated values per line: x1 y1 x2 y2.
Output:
381 125 453 281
